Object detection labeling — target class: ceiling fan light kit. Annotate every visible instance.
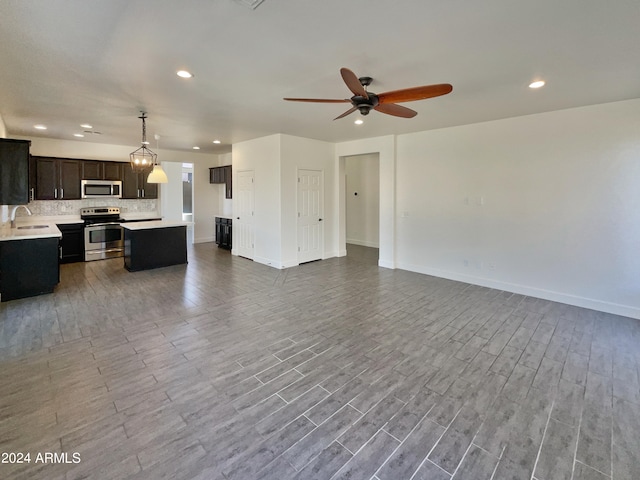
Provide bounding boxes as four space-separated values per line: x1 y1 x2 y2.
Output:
284 67 452 120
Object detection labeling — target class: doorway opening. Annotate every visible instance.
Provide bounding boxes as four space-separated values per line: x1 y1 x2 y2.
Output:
182 163 194 244
344 153 380 265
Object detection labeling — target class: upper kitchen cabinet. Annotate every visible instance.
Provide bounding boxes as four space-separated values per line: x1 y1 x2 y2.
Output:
82 160 123 181
34 157 82 200
122 165 157 199
209 165 232 198
0 139 31 205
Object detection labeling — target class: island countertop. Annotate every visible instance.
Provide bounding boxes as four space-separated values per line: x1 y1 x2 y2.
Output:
121 220 191 231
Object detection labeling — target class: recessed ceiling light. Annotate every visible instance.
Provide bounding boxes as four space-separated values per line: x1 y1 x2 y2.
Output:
177 70 193 78
34 124 47 130
354 119 364 125
80 124 93 129
193 146 200 150
529 80 545 89
73 133 85 138
213 140 221 144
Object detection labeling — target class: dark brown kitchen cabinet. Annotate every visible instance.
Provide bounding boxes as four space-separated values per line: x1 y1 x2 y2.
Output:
82 160 103 180
215 217 232 249
122 165 157 199
34 157 81 200
0 138 30 205
103 162 123 180
57 222 84 264
0 237 59 302
82 160 123 181
209 165 232 198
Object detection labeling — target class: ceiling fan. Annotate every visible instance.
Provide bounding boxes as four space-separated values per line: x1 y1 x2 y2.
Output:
284 67 453 120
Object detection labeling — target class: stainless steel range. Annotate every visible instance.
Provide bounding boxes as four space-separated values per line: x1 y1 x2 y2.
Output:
81 207 125 261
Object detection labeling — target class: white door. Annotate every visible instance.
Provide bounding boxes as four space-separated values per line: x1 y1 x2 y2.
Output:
235 170 255 259
298 169 323 263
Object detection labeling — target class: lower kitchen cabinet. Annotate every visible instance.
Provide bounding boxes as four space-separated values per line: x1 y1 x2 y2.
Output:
123 225 187 271
215 217 232 249
0 237 60 302
57 223 85 264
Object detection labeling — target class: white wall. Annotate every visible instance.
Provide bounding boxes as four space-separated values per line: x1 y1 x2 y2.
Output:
231 134 335 268
345 153 380 248
159 162 184 221
193 156 219 243
0 114 7 225
214 152 233 217
394 99 640 318
232 135 282 266
280 134 336 267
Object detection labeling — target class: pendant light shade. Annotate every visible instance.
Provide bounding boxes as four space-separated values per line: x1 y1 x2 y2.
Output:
146 133 168 183
129 112 156 173
147 164 168 183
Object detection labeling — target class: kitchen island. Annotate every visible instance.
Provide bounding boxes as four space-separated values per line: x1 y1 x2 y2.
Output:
0 223 62 301
122 220 189 272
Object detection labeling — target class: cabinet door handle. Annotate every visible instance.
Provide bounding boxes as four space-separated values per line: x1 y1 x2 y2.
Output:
137 189 140 198
60 188 64 199
54 188 58 199
142 189 145 198
30 188 34 202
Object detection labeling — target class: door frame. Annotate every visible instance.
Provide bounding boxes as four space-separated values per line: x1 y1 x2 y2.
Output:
336 136 396 269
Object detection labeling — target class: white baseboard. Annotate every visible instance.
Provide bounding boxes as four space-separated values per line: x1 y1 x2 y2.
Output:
346 238 380 248
193 236 214 244
395 261 640 320
378 260 395 269
254 256 285 269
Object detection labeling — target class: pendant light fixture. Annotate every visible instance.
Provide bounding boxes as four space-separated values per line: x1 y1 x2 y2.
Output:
147 134 168 184
129 112 156 173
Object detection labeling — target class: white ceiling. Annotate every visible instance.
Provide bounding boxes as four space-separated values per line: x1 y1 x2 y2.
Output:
1 0 639 155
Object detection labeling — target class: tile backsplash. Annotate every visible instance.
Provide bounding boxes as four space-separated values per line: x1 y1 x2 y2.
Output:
15 199 158 217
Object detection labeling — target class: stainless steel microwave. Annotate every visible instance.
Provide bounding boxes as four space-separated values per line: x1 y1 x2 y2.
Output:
81 180 122 199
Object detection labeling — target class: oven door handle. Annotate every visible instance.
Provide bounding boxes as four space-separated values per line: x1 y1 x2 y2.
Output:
86 222 122 227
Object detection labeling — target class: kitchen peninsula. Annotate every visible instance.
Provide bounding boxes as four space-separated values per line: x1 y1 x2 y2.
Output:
0 222 62 301
122 220 189 272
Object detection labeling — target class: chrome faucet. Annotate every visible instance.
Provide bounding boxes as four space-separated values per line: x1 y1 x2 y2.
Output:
10 205 32 228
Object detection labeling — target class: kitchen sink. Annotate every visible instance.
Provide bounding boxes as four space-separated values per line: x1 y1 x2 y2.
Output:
17 225 49 229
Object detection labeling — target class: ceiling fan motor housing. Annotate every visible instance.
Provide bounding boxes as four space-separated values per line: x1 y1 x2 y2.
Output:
353 93 379 115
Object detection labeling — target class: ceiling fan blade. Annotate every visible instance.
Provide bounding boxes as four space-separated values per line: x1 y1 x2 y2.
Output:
333 106 358 120
283 98 350 103
374 103 417 118
377 84 453 104
340 68 368 99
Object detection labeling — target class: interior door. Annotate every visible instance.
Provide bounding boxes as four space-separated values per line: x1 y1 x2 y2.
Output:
235 170 255 259
297 169 323 263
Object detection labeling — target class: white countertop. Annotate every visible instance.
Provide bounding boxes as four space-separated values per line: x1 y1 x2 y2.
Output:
214 215 233 220
0 222 62 242
121 220 191 231
120 212 162 221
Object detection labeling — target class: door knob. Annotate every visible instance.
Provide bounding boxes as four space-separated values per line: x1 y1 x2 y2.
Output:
319 218 323 221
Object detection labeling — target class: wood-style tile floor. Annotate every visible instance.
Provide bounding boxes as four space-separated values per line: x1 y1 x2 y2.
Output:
1 243 639 480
